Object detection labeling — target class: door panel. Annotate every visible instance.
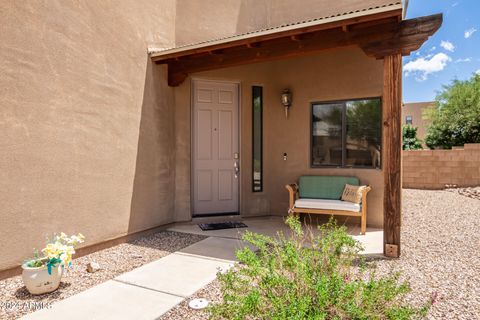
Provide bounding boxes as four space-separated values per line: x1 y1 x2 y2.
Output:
196 110 213 160
193 80 239 215
218 169 233 200
218 110 233 160
196 170 213 201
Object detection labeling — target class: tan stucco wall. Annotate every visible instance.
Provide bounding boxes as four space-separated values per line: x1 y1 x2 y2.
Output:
175 48 385 227
0 1 176 271
175 0 268 46
0 1 395 272
174 0 398 46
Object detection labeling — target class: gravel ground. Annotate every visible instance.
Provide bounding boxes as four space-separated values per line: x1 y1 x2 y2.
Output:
446 186 480 201
161 189 480 320
375 189 480 319
161 279 222 320
0 231 206 320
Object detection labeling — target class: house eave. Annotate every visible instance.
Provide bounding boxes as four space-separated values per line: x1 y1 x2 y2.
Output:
150 3 403 61
150 3 441 87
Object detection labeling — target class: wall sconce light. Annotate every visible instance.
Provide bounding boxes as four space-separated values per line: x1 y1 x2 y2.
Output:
281 89 292 119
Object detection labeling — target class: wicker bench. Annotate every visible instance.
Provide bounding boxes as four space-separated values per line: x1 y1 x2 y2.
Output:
286 176 371 235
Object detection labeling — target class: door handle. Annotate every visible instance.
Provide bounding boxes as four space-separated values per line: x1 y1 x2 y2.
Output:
234 161 240 178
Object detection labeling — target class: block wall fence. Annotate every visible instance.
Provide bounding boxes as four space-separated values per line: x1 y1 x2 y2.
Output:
403 144 480 189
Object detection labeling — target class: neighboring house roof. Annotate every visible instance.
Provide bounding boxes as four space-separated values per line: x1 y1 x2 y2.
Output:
149 1 402 57
403 101 436 108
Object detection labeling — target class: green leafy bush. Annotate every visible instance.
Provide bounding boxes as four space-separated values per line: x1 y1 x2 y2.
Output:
210 216 429 320
425 73 480 149
403 125 423 150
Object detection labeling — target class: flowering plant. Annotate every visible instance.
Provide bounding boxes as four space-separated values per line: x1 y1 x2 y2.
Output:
25 233 85 274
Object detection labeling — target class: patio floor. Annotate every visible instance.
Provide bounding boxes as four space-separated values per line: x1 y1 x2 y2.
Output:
167 215 384 256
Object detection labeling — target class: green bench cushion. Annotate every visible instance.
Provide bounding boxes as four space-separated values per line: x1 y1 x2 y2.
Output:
298 176 359 200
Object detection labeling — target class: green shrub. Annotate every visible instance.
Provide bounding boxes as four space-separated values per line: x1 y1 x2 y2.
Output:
425 73 480 149
403 125 423 150
209 216 429 320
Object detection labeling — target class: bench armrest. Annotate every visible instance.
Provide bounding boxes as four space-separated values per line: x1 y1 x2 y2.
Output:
285 183 299 211
360 186 372 234
361 186 372 204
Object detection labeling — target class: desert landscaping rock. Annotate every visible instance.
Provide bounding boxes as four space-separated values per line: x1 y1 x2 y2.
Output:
161 189 480 320
85 261 101 273
0 231 205 320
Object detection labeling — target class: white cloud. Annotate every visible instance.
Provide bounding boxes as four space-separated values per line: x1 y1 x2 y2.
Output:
464 28 477 39
404 53 451 81
452 2 459 7
440 40 455 52
455 57 472 63
429 46 436 51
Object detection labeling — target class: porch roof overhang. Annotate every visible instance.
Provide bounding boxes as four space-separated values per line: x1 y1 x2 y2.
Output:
150 2 442 86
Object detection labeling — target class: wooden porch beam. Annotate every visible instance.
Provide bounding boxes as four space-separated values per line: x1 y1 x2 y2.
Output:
165 19 400 85
383 53 402 258
160 14 441 86
361 14 442 59
290 35 303 41
167 28 370 83
151 9 402 63
246 42 260 48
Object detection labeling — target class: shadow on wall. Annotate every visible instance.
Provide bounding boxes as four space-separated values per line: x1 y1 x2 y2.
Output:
128 58 176 234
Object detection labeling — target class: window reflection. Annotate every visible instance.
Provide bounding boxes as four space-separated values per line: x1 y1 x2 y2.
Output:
312 103 343 166
252 86 263 191
346 99 381 168
312 98 381 169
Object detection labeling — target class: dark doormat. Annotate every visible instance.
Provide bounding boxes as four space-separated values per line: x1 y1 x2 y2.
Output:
198 221 248 231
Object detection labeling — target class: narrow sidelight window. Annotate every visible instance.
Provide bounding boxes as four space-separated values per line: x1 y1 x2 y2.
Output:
311 98 382 169
252 86 263 192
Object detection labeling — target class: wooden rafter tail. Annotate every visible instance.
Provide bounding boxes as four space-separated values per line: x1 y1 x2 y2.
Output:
168 72 188 87
361 13 443 58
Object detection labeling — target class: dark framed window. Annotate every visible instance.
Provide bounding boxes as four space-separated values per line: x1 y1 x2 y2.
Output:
406 115 412 124
311 97 382 169
252 86 263 192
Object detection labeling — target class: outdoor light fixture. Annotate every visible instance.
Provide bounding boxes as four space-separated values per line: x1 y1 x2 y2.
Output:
281 89 292 119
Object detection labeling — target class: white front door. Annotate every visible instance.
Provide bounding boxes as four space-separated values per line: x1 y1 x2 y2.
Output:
192 80 239 215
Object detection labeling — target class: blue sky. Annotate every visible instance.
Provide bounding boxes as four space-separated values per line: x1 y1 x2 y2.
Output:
403 0 480 102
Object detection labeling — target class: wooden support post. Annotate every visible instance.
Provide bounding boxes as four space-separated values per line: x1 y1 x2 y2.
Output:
383 54 402 257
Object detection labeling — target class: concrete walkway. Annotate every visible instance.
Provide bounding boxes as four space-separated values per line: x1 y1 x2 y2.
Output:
21 237 246 320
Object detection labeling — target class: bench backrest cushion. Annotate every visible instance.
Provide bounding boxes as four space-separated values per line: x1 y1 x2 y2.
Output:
298 176 359 200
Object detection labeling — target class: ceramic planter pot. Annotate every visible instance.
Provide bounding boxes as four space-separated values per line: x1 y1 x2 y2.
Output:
21 261 63 295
